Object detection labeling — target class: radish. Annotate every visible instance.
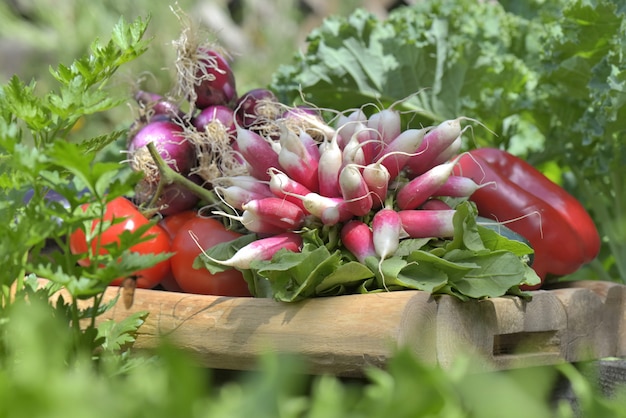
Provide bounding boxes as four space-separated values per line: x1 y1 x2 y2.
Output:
350 121 378 164
215 185 273 210
235 126 280 181
342 124 368 166
371 208 403 260
338 164 373 217
335 108 367 148
317 133 343 197
241 197 306 231
127 119 196 183
367 108 402 158
362 162 390 208
398 209 456 238
201 232 303 270
341 220 377 263
405 118 463 177
298 129 322 162
427 135 462 169
268 168 312 211
432 175 495 198
215 175 273 197
374 127 428 181
301 192 345 219
420 198 453 211
238 210 289 235
280 106 336 143
277 126 320 192
320 201 355 226
396 159 459 210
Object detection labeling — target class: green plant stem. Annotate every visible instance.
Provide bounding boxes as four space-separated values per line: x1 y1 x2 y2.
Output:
145 142 221 207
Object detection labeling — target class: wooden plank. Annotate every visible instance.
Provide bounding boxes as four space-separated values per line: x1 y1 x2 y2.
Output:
58 280 626 376
97 287 439 377
435 291 566 371
545 280 626 361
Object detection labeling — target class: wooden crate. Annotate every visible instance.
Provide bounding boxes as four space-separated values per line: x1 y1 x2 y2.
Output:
94 280 626 377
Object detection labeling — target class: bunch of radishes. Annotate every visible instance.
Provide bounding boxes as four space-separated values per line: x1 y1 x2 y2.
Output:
212 106 485 268
124 20 490 273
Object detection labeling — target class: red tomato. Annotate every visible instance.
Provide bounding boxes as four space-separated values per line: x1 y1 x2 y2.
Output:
69 197 171 289
156 210 199 292
170 215 251 296
159 210 199 239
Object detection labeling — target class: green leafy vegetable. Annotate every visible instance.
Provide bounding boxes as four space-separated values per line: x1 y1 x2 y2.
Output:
272 0 626 284
197 202 538 302
0 15 153 358
271 1 542 151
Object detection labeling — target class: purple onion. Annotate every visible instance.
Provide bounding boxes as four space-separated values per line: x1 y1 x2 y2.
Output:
134 90 183 120
193 48 238 109
193 105 236 137
134 175 202 216
234 88 281 129
128 120 196 183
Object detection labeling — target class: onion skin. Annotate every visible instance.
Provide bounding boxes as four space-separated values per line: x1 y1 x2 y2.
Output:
234 88 280 129
128 120 196 182
194 49 238 109
193 105 236 137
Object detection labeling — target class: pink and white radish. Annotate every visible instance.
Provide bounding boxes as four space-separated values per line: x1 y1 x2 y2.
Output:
317 133 344 198
334 108 368 148
362 162 390 208
320 200 356 226
367 107 402 157
201 232 303 270
427 134 462 169
396 159 459 210
374 127 428 181
214 175 274 197
432 175 495 198
341 220 377 263
338 164 373 217
235 126 280 181
268 168 312 211
420 198 453 211
341 123 369 167
398 209 456 239
371 207 404 260
277 125 320 192
238 210 290 235
215 185 274 210
280 106 336 143
405 118 463 177
241 197 306 231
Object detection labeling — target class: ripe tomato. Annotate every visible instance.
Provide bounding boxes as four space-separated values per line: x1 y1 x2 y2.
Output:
69 196 171 289
170 215 251 296
158 210 199 239
156 210 199 292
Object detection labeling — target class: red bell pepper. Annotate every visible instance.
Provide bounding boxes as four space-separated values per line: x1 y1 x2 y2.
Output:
453 148 600 288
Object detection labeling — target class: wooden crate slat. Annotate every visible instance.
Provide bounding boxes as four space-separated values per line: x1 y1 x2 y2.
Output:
67 280 626 376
